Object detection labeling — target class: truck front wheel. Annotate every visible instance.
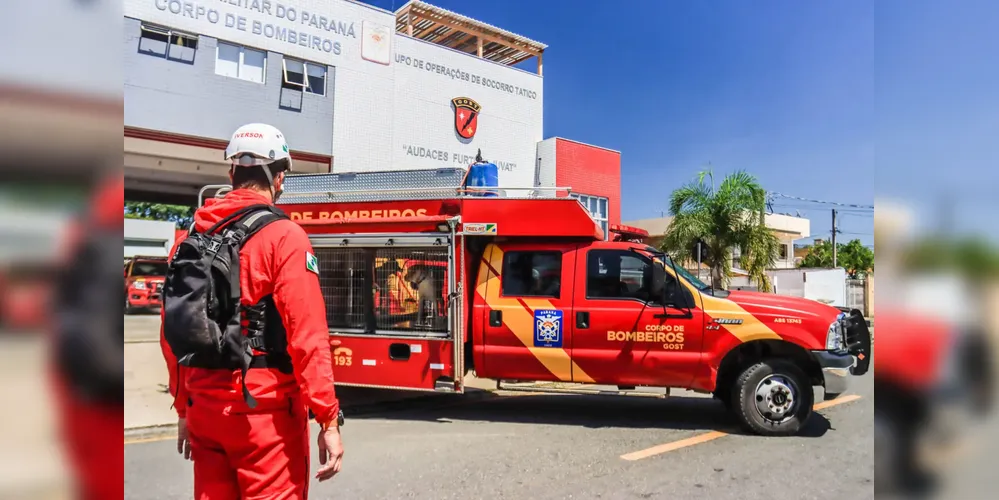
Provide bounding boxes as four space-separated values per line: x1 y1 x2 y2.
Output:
731 359 813 436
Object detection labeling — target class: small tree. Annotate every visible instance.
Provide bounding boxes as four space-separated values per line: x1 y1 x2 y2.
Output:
798 238 874 279
660 170 780 291
124 201 194 229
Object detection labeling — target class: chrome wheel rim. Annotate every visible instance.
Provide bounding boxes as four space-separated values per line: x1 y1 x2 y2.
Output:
754 374 798 424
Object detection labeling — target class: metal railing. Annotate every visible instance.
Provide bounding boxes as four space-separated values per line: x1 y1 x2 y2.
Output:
276 185 576 203
198 184 232 206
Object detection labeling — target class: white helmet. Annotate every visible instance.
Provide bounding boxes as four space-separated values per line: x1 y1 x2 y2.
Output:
224 123 293 199
224 123 294 171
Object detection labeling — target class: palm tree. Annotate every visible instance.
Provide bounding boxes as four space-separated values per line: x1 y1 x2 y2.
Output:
660 170 780 292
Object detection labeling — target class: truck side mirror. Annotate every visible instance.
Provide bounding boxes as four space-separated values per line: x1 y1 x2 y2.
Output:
650 263 666 303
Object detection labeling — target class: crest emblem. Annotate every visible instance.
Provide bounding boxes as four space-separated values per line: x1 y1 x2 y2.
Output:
451 97 481 139
533 309 564 348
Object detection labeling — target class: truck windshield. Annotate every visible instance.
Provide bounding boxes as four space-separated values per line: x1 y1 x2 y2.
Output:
131 261 168 277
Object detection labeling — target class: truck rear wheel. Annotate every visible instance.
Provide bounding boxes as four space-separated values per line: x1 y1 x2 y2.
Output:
731 359 813 436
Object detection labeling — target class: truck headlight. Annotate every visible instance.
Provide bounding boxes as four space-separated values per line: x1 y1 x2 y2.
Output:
825 312 847 351
132 280 147 290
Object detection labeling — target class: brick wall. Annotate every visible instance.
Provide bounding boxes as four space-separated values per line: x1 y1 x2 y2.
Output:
553 139 622 225
123 17 335 155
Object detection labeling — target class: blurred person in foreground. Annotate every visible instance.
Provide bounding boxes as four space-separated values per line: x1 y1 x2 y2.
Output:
873 202 995 497
50 171 125 500
160 123 343 499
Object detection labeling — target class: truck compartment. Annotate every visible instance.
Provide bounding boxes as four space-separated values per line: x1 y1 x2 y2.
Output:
314 246 451 336
328 336 457 391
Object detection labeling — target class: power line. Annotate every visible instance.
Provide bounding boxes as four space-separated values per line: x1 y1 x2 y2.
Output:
768 192 874 210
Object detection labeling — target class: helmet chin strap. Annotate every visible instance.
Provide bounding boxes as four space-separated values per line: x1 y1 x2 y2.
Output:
260 163 278 201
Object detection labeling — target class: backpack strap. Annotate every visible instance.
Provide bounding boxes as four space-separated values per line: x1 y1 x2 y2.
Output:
201 203 274 236
216 205 289 409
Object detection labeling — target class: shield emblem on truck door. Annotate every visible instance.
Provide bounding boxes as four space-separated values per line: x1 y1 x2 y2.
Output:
451 97 481 139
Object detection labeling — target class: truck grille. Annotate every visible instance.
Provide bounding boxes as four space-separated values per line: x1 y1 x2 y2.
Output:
314 247 450 334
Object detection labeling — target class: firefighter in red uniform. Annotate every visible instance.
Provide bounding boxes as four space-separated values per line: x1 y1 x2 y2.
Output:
50 171 125 500
161 123 344 499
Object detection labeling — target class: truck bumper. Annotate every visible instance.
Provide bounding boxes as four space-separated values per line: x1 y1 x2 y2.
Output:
812 350 856 399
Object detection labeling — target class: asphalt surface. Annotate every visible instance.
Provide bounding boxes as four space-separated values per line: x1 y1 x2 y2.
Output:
125 312 162 342
126 371 874 499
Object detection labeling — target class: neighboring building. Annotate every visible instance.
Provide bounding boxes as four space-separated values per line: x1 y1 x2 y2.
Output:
624 212 811 270
122 0 619 236
124 219 177 258
536 138 621 236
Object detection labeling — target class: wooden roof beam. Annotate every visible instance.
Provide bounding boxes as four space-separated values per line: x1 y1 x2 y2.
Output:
409 11 542 58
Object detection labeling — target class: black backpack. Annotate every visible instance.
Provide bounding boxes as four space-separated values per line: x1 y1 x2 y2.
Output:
162 204 288 408
53 221 125 406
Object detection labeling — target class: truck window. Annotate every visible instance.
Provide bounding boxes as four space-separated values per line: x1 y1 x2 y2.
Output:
586 250 658 302
501 251 561 298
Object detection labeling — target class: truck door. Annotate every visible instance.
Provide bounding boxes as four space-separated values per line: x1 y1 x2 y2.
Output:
570 247 704 387
475 242 579 383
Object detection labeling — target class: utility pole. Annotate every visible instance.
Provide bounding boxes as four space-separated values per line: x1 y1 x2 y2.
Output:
831 209 838 268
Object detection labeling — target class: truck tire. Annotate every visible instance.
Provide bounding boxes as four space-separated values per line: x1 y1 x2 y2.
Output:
731 359 813 436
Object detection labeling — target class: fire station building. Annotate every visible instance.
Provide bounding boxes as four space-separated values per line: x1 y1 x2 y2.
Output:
123 0 623 237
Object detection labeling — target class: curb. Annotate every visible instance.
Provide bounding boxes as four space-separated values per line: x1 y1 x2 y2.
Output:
125 387 498 441
125 423 178 441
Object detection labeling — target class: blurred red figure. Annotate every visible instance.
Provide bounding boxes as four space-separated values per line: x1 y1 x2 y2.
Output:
160 123 344 500
49 171 125 500
875 306 995 495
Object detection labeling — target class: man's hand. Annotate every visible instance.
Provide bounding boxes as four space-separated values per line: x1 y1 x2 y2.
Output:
177 418 191 460
316 427 344 481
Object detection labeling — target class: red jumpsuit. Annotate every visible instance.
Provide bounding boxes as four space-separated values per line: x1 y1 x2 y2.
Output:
50 173 124 500
160 189 340 500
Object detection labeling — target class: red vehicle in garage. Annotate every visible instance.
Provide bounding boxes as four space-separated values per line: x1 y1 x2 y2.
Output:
123 255 168 313
261 168 872 435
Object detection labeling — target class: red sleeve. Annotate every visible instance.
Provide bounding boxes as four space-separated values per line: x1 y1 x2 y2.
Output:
271 224 339 425
160 231 189 418
159 321 188 418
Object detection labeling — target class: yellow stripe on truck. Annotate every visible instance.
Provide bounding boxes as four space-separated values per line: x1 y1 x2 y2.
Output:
700 294 781 343
477 244 595 383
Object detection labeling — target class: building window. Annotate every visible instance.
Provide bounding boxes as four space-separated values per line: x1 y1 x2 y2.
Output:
778 244 789 260
215 41 266 84
139 24 197 63
501 251 562 298
571 194 609 239
282 57 327 96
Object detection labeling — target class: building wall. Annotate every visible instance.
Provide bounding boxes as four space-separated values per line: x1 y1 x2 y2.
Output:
554 139 621 225
123 0 543 189
124 219 177 258
535 138 558 188
123 17 335 155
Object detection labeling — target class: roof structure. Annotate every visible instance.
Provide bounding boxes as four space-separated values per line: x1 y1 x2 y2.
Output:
394 0 546 75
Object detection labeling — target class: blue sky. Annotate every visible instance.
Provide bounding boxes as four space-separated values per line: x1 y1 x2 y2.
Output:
363 0 999 247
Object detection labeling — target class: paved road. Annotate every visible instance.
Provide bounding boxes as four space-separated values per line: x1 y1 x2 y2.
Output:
126 372 874 499
125 313 162 343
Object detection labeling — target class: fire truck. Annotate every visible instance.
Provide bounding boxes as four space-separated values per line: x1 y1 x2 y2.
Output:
208 167 871 436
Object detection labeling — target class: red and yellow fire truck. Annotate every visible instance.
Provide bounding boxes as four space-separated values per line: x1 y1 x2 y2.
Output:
261 168 872 436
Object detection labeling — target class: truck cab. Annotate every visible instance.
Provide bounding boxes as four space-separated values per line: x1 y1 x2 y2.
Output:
265 167 871 436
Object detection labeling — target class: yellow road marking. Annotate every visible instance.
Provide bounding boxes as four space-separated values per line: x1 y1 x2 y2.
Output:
620 394 863 461
621 431 728 460
812 393 862 411
125 434 177 445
